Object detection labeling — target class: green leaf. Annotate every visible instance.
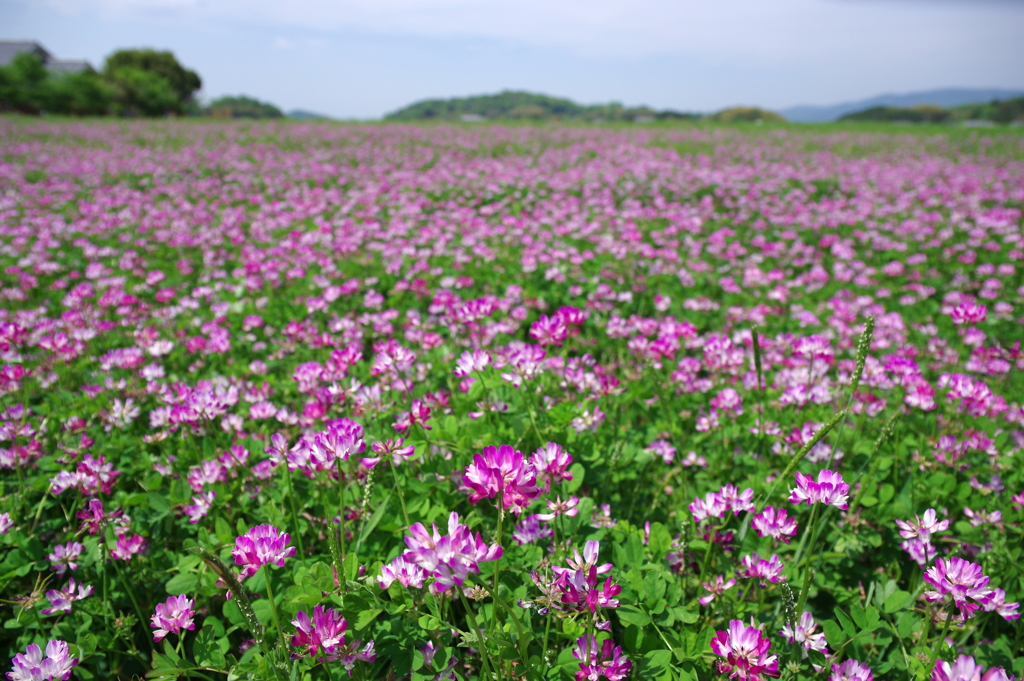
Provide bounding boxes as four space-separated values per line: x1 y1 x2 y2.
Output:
616 605 651 628
356 491 392 554
822 619 845 648
355 608 382 631
417 614 440 631
883 590 913 614
165 572 199 595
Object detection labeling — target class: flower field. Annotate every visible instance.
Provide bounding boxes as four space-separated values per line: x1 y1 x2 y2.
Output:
0 119 1022 681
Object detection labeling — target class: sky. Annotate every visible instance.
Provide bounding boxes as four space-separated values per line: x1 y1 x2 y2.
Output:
2 0 1023 119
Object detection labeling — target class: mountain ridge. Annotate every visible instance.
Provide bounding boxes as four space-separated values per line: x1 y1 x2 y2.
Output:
780 88 1024 123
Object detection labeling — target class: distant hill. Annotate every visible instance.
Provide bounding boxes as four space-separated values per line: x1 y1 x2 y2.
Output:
206 95 282 119
287 109 333 121
706 107 785 124
384 90 701 123
838 97 1024 126
781 88 1024 123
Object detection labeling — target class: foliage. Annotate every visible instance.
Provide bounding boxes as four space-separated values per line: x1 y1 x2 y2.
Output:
0 120 1021 681
841 98 1024 126
839 105 950 124
384 89 701 123
205 96 283 119
101 49 201 105
706 107 786 123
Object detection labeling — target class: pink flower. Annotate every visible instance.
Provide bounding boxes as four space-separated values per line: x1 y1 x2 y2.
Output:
737 553 786 584
922 557 993 621
752 506 798 545
151 595 197 641
291 605 347 660
7 640 78 681
111 533 148 561
950 302 987 326
699 574 737 606
232 525 297 579
931 655 1014 681
529 442 573 489
780 612 828 657
462 444 541 514
572 635 632 681
895 509 949 540
41 578 94 616
710 620 780 680
789 470 850 510
979 588 1020 621
47 542 84 575
0 512 11 534
378 555 427 590
401 512 502 593
831 659 873 681
512 515 553 545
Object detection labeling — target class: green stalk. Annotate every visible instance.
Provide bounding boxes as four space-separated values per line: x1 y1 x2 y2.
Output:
756 409 847 513
458 586 498 681
110 555 150 650
389 461 411 529
263 565 286 653
281 458 306 560
490 492 504 630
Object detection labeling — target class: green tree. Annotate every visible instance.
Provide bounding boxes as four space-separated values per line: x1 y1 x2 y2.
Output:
102 49 201 115
206 95 283 119
105 67 181 116
0 53 51 113
47 71 112 116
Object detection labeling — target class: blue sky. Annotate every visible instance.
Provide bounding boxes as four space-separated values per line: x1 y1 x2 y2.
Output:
2 0 1023 119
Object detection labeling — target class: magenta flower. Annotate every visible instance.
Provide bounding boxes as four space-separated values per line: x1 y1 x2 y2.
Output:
232 525 297 579
47 542 84 575
931 655 1013 681
737 553 786 584
41 578 94 616
111 533 148 561
979 588 1020 621
572 635 632 681
710 620 780 680
0 512 13 534
512 515 553 545
950 302 987 326
291 605 347 660
7 640 78 681
789 470 850 510
699 574 737 606
462 444 541 513
922 557 993 621
401 512 502 593
752 506 799 545
895 509 949 540
151 595 197 642
378 555 427 590
779 612 828 657
831 659 873 681
530 442 573 490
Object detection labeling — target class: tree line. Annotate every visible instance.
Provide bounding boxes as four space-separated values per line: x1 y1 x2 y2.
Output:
0 49 283 118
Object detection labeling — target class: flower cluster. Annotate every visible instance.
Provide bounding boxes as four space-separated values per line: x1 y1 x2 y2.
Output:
711 620 780 681
789 469 850 509
151 595 197 642
232 525 296 579
397 512 502 593
462 444 542 513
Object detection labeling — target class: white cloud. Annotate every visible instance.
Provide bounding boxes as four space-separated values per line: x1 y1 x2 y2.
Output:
38 0 1023 63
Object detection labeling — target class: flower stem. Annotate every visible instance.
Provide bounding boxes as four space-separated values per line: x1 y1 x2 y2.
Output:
389 461 410 529
263 565 285 653
458 585 498 681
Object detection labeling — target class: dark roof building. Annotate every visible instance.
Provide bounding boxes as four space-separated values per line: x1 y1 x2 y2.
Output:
0 40 93 74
